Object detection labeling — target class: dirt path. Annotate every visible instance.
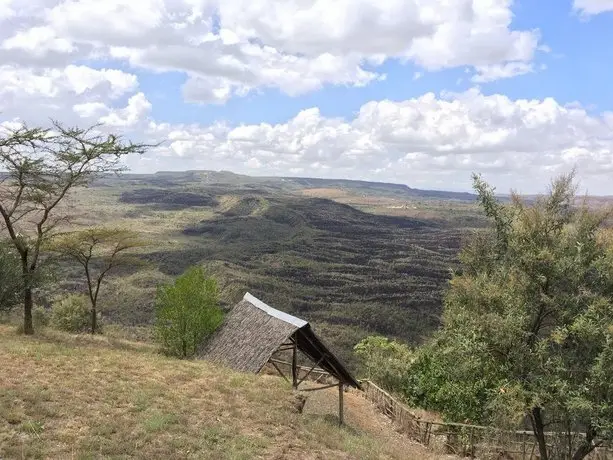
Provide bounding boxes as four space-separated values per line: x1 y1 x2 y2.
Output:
302 385 456 459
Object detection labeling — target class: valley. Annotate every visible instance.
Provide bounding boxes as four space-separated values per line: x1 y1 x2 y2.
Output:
54 171 485 367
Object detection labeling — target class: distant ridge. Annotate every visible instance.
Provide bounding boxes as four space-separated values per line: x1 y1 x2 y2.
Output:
117 170 478 201
280 176 476 201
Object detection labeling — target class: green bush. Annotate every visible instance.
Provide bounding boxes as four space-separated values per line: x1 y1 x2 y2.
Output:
354 335 414 393
50 295 90 333
154 266 223 358
0 242 23 312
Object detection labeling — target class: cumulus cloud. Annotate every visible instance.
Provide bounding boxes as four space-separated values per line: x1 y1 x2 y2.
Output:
574 0 613 15
0 64 140 125
1 1 611 194
129 89 613 193
0 0 544 103
73 93 152 128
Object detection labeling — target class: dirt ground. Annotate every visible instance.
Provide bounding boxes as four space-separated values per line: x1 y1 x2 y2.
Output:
302 384 457 460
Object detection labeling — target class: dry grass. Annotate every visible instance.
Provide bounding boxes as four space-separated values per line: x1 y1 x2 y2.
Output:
0 325 451 459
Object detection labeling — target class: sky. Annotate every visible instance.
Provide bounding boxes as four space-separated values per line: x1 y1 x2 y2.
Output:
1 0 613 194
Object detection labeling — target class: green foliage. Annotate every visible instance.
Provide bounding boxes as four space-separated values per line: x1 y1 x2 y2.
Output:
405 172 613 459
154 266 223 359
49 227 148 334
0 121 151 334
0 242 23 312
354 336 414 393
50 295 91 333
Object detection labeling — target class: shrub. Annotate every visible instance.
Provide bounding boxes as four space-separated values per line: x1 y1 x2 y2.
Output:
354 335 414 393
50 295 90 333
0 242 23 312
154 266 223 358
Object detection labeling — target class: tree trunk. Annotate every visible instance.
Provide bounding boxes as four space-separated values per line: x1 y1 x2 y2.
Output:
20 251 34 335
91 304 97 334
572 426 598 460
531 407 548 460
23 287 34 335
572 443 597 460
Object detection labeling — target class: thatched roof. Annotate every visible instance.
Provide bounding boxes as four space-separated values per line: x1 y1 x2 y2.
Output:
201 292 360 388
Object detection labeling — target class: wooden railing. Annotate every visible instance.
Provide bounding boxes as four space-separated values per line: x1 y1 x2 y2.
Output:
361 380 612 459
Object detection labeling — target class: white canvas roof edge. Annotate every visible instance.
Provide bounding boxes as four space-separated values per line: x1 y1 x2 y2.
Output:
243 292 308 329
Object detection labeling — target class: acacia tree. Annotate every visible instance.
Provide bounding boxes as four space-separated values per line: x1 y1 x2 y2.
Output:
0 122 149 334
49 228 148 334
405 172 613 460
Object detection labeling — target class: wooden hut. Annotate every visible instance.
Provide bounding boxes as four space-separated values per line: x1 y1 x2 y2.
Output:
201 292 361 424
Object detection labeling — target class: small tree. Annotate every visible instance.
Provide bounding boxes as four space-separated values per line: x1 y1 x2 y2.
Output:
406 172 613 460
0 122 150 334
0 241 23 312
354 335 414 393
154 266 223 358
49 228 148 334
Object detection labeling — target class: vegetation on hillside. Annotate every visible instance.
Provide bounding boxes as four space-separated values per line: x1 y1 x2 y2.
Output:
154 266 224 358
49 228 148 334
147 193 465 367
0 122 149 334
0 243 23 312
360 173 613 460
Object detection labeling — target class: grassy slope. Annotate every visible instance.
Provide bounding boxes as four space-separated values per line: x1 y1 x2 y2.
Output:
0 326 446 460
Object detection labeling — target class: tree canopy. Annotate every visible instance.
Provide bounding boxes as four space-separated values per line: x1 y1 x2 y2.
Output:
403 173 613 460
0 121 150 334
49 227 148 334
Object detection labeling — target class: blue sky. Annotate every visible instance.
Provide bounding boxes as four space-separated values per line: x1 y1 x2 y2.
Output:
132 0 613 125
1 0 613 193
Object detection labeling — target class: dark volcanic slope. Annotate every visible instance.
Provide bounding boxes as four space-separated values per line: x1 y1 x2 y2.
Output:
146 195 462 364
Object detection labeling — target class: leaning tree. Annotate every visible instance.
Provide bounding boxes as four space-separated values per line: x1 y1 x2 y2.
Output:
0 121 150 334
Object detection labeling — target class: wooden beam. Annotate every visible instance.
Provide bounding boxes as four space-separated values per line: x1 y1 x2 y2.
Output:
339 383 344 426
298 357 325 386
270 360 289 383
276 346 295 352
294 329 348 387
268 359 329 376
301 383 340 392
292 336 298 389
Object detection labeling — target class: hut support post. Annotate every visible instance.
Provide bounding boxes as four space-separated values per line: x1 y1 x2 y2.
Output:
338 382 344 425
292 336 298 389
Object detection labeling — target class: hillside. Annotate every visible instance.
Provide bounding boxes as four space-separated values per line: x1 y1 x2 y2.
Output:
0 325 447 459
44 170 487 368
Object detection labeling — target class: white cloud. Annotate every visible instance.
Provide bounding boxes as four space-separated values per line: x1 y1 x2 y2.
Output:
72 92 152 128
472 62 534 83
2 26 75 54
0 65 137 99
2 1 611 194
0 0 544 105
219 0 539 68
0 65 140 125
130 89 613 193
99 93 152 128
0 0 15 21
573 0 613 15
